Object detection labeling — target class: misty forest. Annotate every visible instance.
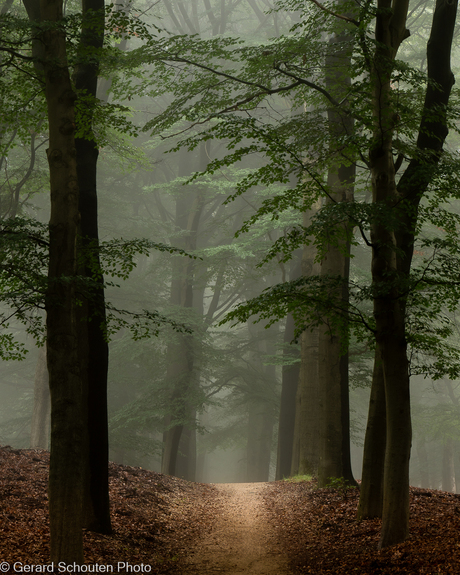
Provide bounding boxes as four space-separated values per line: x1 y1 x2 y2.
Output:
1 0 460 571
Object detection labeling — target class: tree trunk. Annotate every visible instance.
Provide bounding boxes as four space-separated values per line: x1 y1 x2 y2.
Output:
369 78 412 550
416 435 430 489
442 437 456 493
317 11 356 487
368 0 457 549
245 320 276 482
175 409 197 481
247 400 274 482
357 347 386 519
275 258 301 480
291 208 320 477
73 0 111 535
369 1 411 547
161 171 203 475
40 0 84 562
30 345 50 450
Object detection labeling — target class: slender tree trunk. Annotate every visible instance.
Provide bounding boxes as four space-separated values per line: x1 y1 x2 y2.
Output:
442 437 456 493
176 408 197 480
162 179 203 475
416 435 430 489
291 208 320 477
247 400 274 482
40 0 84 562
276 258 301 480
369 79 412 550
454 441 460 495
357 347 386 519
244 319 277 482
30 345 50 450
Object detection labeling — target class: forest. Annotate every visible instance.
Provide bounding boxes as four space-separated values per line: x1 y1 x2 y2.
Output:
1 0 460 567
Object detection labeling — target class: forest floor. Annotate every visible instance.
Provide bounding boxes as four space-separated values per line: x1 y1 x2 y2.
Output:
1 446 460 574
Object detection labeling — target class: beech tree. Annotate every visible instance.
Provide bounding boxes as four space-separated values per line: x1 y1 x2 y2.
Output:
38 0 85 561
364 0 458 548
73 0 112 535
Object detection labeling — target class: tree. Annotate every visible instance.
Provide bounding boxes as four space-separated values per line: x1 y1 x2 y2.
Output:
73 0 112 534
365 0 457 547
39 0 85 561
275 255 301 480
316 0 356 488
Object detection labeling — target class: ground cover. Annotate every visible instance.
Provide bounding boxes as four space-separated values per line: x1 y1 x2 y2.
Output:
1 446 459 574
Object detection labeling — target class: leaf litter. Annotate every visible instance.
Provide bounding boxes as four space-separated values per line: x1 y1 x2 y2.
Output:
1 446 460 574
263 478 460 574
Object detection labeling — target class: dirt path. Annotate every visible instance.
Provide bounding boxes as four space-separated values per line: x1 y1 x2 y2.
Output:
184 482 289 575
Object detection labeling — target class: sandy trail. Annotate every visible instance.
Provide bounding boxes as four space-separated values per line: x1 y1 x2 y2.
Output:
184 482 289 575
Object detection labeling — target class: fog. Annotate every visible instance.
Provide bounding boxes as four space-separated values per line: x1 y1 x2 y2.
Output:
1 0 460 493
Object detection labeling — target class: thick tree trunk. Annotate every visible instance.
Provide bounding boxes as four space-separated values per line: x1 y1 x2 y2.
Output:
369 2 411 543
357 347 386 519
317 11 356 487
369 21 412 542
30 345 50 450
73 0 111 534
40 0 84 562
317 324 343 485
368 0 457 549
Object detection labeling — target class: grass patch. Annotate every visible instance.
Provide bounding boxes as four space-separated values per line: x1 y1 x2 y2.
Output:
282 474 313 483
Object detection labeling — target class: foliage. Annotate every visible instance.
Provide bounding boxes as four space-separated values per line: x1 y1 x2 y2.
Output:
0 216 195 355
323 476 357 499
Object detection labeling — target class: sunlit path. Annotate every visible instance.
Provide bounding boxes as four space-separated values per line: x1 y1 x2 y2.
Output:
184 482 289 575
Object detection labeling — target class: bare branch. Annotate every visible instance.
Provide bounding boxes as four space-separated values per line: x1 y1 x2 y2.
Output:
308 0 359 26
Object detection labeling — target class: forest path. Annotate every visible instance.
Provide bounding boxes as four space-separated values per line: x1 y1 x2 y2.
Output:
184 482 289 575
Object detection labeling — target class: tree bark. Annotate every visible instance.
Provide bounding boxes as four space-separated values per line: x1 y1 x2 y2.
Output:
40 0 84 562
73 0 112 535
317 6 356 487
368 0 411 549
367 0 457 549
357 346 386 519
291 208 320 477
